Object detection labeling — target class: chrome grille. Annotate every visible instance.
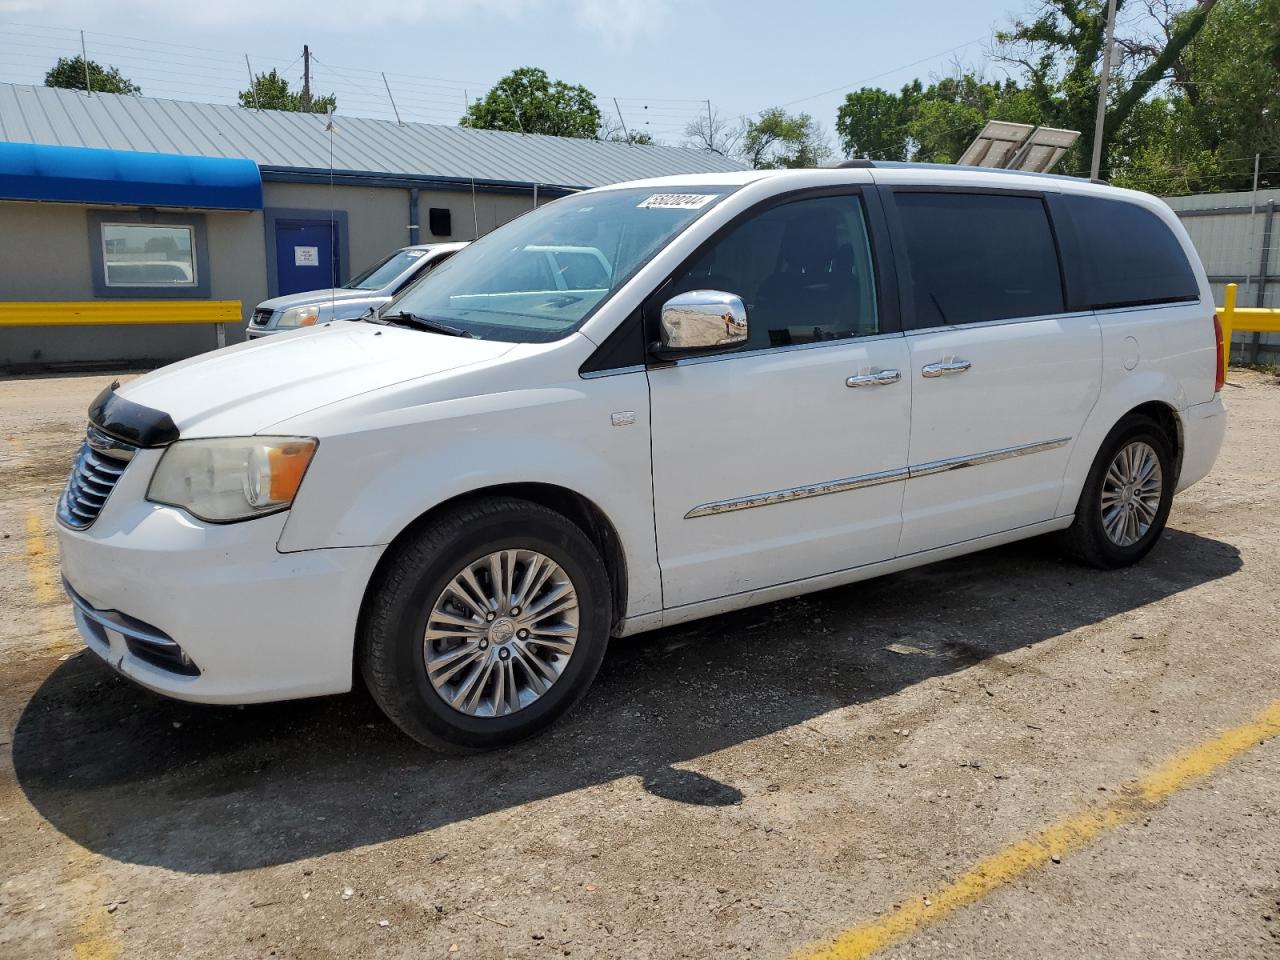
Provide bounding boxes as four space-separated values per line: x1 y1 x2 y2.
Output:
251 308 273 326
57 428 135 529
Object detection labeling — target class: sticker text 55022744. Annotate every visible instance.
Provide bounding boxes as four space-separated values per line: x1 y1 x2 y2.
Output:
636 193 719 210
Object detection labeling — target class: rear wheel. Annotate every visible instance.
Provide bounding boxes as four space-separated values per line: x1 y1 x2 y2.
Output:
360 497 612 751
1064 414 1175 569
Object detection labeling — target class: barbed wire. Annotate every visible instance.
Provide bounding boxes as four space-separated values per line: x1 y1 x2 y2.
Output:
0 19 717 139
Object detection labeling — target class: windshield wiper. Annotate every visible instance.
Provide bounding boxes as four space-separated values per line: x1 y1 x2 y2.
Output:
377 311 474 338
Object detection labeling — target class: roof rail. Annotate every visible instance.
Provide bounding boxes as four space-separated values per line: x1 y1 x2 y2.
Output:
831 159 876 169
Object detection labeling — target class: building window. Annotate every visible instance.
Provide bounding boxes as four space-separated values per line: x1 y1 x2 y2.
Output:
101 223 197 287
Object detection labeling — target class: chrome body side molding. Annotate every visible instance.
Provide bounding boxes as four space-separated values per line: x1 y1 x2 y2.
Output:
907 437 1071 478
684 437 1072 519
684 468 909 519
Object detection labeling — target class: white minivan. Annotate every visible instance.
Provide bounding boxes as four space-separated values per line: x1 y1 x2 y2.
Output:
56 164 1227 751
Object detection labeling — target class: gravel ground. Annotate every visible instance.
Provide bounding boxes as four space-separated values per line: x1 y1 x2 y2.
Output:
0 370 1277 960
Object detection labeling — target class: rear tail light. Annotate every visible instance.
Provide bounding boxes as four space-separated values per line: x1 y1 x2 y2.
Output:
1213 313 1226 392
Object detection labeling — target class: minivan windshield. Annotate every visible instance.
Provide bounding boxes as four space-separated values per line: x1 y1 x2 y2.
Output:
344 248 429 290
383 186 734 342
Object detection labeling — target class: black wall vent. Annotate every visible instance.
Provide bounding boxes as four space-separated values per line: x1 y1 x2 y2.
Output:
428 207 452 237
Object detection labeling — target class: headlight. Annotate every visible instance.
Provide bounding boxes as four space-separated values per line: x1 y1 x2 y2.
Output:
278 305 320 328
147 437 318 522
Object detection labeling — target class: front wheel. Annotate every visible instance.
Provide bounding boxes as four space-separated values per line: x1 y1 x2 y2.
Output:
359 497 612 751
1064 414 1175 569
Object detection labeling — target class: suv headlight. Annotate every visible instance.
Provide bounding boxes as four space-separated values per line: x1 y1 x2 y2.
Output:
147 437 318 522
278 305 320 328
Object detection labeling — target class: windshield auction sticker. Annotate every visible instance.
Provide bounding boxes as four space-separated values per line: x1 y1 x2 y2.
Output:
636 193 719 210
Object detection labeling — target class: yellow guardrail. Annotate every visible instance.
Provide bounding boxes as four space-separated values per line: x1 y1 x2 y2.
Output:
0 300 241 327
1219 282 1280 378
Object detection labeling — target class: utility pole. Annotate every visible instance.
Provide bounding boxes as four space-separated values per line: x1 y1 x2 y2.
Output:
1090 0 1118 180
382 72 403 125
301 44 312 112
244 55 261 110
706 99 714 151
80 31 91 95
613 98 631 142
1244 153 1262 362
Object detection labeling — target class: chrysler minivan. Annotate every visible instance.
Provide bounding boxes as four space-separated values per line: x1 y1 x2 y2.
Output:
56 163 1226 751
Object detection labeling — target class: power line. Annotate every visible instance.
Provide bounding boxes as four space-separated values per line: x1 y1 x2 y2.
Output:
0 22 721 133
771 34 991 110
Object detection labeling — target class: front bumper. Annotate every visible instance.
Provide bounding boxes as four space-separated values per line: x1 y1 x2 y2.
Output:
55 450 382 704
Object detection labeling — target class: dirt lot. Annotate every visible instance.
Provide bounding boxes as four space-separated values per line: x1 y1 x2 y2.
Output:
1 371 1278 960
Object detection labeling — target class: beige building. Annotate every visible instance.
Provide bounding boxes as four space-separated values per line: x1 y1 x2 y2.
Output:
0 83 743 369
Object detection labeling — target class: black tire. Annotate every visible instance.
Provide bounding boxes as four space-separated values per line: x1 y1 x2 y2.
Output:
359 497 612 752
1063 414 1176 569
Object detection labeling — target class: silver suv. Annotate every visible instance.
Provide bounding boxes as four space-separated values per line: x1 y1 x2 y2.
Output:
246 242 467 338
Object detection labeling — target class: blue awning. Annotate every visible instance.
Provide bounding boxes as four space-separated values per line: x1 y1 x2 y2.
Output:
0 142 262 210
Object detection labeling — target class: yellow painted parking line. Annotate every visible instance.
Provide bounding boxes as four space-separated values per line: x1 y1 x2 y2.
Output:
62 841 120 960
792 701 1280 960
24 510 60 606
72 907 121 960
23 509 75 652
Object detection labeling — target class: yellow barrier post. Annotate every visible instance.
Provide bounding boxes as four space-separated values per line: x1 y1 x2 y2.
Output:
1220 282 1237 382
1217 283 1280 378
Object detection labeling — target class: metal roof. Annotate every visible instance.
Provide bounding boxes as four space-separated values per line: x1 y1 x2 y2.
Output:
0 84 745 191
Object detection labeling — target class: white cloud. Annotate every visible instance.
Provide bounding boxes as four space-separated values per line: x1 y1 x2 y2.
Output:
570 0 671 39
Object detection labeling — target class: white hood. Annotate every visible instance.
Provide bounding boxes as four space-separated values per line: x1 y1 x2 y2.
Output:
117 322 515 438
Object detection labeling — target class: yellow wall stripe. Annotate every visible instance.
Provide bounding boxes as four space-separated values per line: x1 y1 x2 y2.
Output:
792 701 1280 960
0 300 240 326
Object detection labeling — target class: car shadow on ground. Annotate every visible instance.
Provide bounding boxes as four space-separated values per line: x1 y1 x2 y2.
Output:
13 527 1241 874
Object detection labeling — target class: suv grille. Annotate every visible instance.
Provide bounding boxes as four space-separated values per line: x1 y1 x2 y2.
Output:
251 308 273 326
57 428 135 529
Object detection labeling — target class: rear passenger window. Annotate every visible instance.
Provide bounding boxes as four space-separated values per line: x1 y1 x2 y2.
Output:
895 192 1064 327
1055 194 1199 309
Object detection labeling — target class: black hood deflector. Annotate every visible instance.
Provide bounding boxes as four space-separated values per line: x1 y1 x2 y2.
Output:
88 382 180 448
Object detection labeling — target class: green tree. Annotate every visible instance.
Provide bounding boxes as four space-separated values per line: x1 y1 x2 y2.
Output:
994 0 1219 176
741 108 832 169
1108 95 1225 192
1168 0 1280 188
599 115 655 145
836 75 1041 163
682 106 746 157
834 86 914 160
44 56 140 95
239 68 336 114
461 67 601 139
609 130 656 145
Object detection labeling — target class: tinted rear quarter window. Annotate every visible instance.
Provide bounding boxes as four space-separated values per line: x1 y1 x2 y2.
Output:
894 192 1064 327
1053 194 1199 310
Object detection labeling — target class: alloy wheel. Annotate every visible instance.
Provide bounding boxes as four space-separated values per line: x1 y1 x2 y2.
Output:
423 549 579 717
1100 440 1163 548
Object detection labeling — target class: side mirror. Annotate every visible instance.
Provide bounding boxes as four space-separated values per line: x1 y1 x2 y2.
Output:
653 290 749 358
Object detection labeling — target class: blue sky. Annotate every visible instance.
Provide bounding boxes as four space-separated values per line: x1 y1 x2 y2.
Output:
0 0 1025 148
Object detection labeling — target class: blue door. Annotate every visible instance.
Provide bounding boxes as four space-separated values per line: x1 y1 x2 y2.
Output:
274 219 340 296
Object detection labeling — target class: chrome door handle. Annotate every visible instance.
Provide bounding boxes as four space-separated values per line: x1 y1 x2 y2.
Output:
846 369 901 388
921 358 972 378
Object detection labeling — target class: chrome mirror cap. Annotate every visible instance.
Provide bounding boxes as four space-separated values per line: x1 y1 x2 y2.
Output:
658 289 748 353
